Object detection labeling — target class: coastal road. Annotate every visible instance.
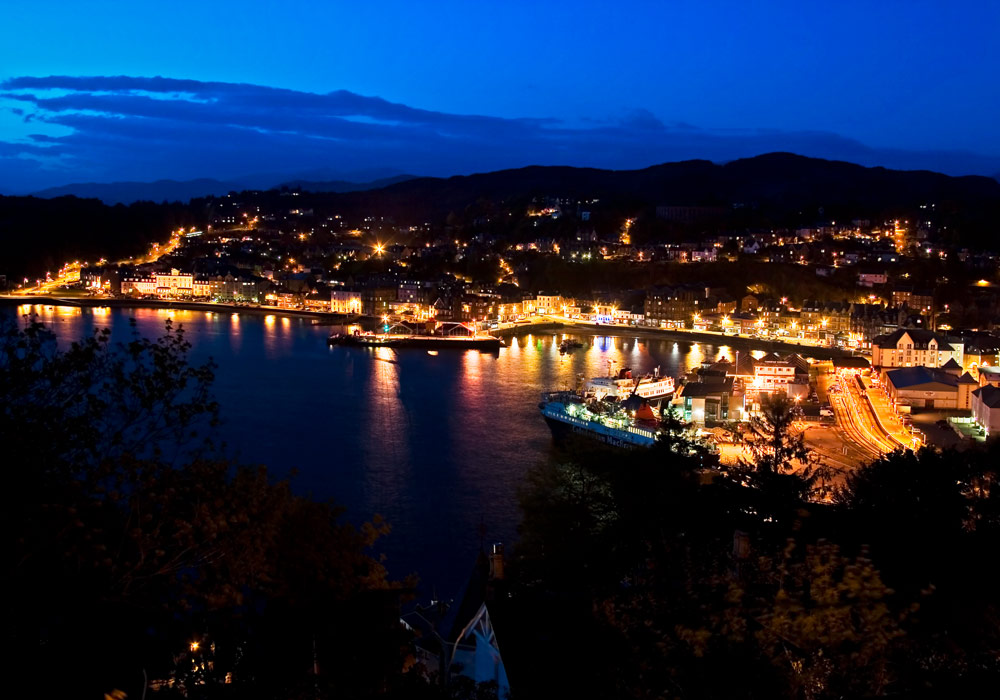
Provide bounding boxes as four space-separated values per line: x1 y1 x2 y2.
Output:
861 374 922 450
16 231 182 295
829 370 913 455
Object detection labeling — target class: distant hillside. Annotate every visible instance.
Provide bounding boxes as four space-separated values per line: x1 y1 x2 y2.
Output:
274 174 419 193
7 153 1000 282
230 153 1000 246
362 153 1000 212
30 174 421 204
0 195 200 281
32 179 246 205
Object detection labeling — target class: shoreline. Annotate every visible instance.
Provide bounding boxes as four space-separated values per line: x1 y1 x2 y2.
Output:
0 295 361 323
1 296 858 359
544 320 857 360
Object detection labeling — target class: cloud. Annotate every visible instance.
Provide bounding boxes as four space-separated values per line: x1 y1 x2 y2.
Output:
1 75 998 192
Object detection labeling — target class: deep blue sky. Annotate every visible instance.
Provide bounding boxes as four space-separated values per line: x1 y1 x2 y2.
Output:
1 0 998 192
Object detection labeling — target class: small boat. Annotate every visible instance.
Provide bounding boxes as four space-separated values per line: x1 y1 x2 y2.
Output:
427 350 439 356
559 339 584 352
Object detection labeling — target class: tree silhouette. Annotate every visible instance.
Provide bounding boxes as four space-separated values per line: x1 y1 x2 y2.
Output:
730 393 819 528
2 316 406 698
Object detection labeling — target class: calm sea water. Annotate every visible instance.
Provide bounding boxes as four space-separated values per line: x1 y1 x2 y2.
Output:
8 304 740 594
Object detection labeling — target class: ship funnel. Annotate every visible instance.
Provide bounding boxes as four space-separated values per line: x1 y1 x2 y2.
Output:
489 542 505 581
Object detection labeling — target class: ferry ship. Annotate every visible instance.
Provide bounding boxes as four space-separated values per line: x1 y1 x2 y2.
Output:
584 362 675 402
539 392 659 448
328 330 503 351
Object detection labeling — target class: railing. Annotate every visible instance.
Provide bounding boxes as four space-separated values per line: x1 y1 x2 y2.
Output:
541 401 658 445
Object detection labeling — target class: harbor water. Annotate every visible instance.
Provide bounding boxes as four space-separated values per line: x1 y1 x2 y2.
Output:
7 304 751 594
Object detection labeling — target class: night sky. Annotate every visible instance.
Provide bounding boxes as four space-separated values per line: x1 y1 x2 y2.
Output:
1 0 998 192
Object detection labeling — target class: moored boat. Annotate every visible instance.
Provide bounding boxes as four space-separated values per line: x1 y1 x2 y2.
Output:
328 330 503 351
584 361 674 402
539 392 659 448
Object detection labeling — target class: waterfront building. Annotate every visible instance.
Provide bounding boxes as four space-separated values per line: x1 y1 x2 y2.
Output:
122 269 211 298
800 300 851 333
871 329 963 369
644 284 707 327
207 272 267 302
962 341 1000 378
361 286 398 316
882 366 977 410
388 300 433 320
850 303 907 347
736 313 760 335
495 301 523 322
269 291 302 309
751 353 810 398
303 292 332 312
454 293 498 322
533 292 566 315
978 366 1000 388
330 288 362 314
674 376 741 425
398 281 433 304
971 385 1000 436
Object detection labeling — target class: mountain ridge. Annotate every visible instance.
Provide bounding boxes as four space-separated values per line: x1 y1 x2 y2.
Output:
30 174 421 205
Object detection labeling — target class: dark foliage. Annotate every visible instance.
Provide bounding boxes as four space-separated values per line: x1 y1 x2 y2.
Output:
0 194 202 280
511 398 1000 699
2 317 411 698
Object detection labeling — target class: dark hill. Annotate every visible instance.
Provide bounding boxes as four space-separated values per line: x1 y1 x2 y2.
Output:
32 178 246 205
362 153 1000 211
0 195 199 282
246 153 1000 243
277 174 419 193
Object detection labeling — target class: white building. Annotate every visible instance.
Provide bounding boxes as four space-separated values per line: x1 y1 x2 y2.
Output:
534 293 567 315
330 288 362 314
971 385 1000 436
123 269 210 298
871 329 963 369
752 353 810 397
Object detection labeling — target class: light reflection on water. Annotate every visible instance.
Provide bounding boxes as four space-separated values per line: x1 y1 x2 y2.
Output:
7 305 783 593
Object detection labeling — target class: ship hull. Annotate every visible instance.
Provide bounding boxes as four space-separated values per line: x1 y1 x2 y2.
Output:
329 335 502 351
540 402 657 448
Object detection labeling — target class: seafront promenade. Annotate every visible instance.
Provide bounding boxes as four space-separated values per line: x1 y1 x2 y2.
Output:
541 317 857 360
1 296 861 359
0 295 351 322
